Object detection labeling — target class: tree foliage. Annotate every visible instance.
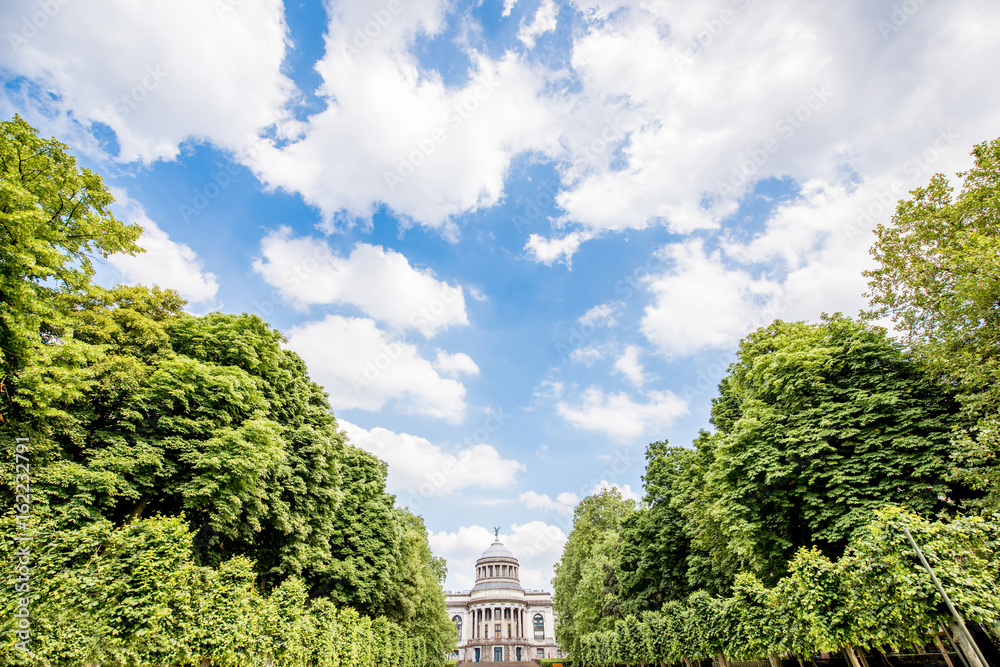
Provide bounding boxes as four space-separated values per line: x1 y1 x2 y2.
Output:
553 488 637 659
0 515 441 666
0 115 142 424
696 315 960 584
0 117 453 664
617 443 699 615
575 509 1000 666
865 137 1000 511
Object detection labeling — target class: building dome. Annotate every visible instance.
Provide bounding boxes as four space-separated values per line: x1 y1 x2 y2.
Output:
472 539 523 593
479 540 516 560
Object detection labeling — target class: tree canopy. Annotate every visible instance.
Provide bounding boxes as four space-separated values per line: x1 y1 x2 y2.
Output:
553 488 637 659
696 314 960 583
865 136 1000 511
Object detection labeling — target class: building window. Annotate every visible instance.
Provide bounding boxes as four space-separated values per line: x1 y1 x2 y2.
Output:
537 649 545 660
489 565 494 577
494 623 501 636
533 614 544 640
485 625 490 639
453 615 462 641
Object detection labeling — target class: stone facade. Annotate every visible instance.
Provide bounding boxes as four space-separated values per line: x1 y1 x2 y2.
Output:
445 539 560 662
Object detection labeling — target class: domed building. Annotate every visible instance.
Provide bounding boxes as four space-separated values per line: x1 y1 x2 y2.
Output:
445 535 560 662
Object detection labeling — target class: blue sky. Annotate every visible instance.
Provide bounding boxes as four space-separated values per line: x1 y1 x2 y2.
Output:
3 0 999 592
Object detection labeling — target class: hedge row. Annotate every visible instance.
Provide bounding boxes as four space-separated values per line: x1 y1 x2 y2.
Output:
578 508 1000 667
0 515 435 667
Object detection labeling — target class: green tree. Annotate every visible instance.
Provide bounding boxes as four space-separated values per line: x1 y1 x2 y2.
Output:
0 115 142 424
697 315 959 584
391 509 456 664
166 312 346 583
553 488 636 658
865 137 1000 510
617 442 699 615
321 444 404 614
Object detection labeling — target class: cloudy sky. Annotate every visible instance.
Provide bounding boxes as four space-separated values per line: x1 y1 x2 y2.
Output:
4 0 999 592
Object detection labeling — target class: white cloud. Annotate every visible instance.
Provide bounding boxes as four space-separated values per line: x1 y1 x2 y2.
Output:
245 0 564 231
614 345 647 387
523 231 592 266
518 0 559 48
590 480 641 503
253 227 467 337
534 379 564 399
106 196 218 304
519 490 579 515
639 155 976 359
568 343 614 365
434 350 480 377
502 0 519 17
340 420 523 499
0 0 294 162
429 521 567 591
557 387 688 442
542 0 1000 260
285 315 468 422
640 240 784 358
579 302 620 328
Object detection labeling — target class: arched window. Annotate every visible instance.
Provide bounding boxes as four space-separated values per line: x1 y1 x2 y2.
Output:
533 614 544 640
453 615 462 641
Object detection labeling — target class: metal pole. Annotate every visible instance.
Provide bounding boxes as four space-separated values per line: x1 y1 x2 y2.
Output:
900 524 991 667
941 625 971 667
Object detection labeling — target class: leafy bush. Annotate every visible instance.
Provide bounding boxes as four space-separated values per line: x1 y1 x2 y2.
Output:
574 508 1000 666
